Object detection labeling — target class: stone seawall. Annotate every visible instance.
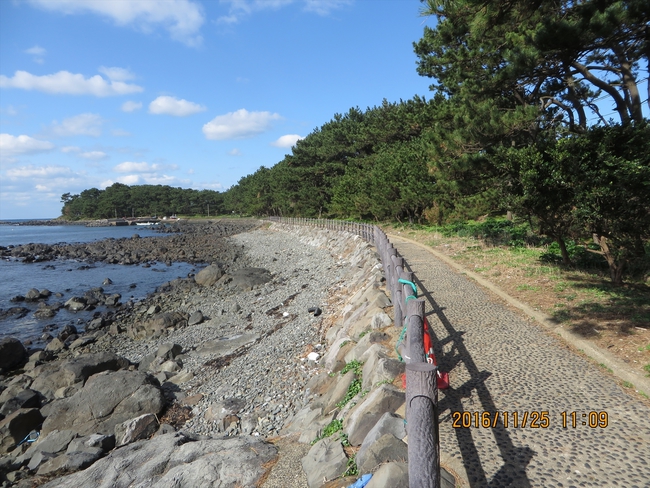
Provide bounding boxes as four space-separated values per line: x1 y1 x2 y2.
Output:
0 222 454 487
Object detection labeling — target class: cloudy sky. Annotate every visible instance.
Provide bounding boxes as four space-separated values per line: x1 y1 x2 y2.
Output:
0 0 435 219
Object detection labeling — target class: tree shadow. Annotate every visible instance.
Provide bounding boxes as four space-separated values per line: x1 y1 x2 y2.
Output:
404 260 534 488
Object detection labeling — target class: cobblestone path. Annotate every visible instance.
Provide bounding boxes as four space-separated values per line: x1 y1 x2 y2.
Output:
390 236 650 488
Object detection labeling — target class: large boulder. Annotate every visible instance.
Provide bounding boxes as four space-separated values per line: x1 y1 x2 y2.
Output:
301 437 348 488
194 265 223 287
0 389 41 417
344 384 405 446
355 433 408 474
229 267 272 291
128 311 188 340
30 352 130 400
41 370 165 437
0 408 44 454
365 462 409 488
0 337 26 372
39 432 277 488
114 413 159 446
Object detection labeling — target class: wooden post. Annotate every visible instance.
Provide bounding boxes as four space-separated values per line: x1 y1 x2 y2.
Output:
406 361 440 488
406 299 426 364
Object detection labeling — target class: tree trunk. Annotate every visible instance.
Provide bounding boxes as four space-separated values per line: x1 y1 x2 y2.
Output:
556 237 571 265
593 233 625 285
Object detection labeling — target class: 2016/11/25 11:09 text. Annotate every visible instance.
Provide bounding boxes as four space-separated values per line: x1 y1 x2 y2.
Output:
451 411 609 429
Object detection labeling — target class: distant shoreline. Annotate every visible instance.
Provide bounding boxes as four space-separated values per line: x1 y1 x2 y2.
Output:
0 219 87 226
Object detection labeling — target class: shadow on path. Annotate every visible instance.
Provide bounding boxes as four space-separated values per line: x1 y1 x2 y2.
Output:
402 257 534 488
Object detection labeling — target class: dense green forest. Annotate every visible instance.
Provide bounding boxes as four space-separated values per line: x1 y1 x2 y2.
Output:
60 183 223 219
62 0 649 282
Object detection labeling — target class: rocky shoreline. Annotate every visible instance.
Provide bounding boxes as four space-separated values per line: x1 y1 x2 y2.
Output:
0 221 438 487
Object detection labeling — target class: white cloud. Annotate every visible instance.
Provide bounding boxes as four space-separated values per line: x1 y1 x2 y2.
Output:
271 134 303 148
303 0 352 15
203 109 281 140
149 96 206 116
102 173 186 187
80 151 107 160
122 100 143 112
24 45 46 64
113 161 177 173
0 133 55 158
25 45 46 56
99 66 135 81
114 161 160 173
228 148 242 156
27 0 205 46
61 146 80 153
48 113 103 137
217 0 349 23
0 70 143 97
1 105 19 116
5 165 72 178
112 129 131 137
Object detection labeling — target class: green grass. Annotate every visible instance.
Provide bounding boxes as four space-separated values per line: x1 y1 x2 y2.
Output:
335 360 365 409
311 419 344 445
622 381 635 389
516 284 540 291
598 363 614 373
344 454 358 477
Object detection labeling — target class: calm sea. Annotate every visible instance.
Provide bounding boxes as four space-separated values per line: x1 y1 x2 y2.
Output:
0 222 198 345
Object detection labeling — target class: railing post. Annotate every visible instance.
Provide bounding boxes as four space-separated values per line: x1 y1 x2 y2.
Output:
406 361 440 488
406 299 426 364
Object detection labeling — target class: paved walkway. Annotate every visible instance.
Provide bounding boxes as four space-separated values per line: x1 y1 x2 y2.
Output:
390 236 650 488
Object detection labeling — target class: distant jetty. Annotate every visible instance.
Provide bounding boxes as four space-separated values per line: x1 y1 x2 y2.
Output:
86 218 163 227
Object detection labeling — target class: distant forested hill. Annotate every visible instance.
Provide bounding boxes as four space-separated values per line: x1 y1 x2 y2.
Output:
60 184 223 219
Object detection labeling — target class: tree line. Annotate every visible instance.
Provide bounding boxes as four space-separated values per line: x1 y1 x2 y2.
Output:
62 0 649 283
61 183 223 220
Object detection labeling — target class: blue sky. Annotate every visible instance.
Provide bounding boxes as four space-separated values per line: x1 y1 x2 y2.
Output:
0 0 436 219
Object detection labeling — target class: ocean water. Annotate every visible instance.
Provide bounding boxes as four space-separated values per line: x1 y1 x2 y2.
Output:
0 222 199 345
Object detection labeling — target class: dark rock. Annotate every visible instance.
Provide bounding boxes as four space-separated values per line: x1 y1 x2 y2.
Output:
0 408 44 454
64 297 86 311
229 267 272 291
57 325 78 342
0 389 41 417
0 337 27 372
104 294 121 306
24 289 42 302
0 307 29 320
